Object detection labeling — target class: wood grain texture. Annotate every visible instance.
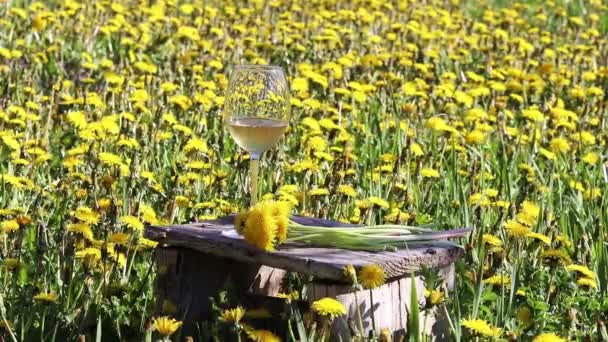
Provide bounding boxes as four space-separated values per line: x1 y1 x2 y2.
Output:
145 215 465 281
308 265 454 341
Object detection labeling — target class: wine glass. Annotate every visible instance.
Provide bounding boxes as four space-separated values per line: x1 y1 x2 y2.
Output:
223 65 290 205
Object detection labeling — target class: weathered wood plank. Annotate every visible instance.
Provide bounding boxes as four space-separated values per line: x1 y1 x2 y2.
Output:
250 265 286 296
307 271 451 341
145 216 465 281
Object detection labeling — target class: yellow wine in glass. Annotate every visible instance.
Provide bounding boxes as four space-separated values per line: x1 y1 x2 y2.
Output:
223 65 290 205
226 118 289 156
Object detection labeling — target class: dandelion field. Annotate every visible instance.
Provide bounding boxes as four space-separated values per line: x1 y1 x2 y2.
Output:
1 0 608 340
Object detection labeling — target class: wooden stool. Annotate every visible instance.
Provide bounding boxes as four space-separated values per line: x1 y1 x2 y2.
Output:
145 216 463 341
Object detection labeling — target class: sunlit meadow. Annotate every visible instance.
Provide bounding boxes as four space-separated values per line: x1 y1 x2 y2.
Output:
0 0 607 340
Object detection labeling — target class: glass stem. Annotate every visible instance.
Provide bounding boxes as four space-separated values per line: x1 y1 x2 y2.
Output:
249 154 260 206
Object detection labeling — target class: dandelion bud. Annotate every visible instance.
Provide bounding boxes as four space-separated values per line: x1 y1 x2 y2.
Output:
98 198 112 211
75 188 88 199
16 215 31 227
343 265 357 284
401 103 417 114
379 328 392 342
101 174 115 189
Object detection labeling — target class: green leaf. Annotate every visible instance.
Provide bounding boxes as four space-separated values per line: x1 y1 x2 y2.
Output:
408 275 420 342
531 300 549 312
96 317 102 342
17 266 28 286
292 305 309 342
24 225 36 251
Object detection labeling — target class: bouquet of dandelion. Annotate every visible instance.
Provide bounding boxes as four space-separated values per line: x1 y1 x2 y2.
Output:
235 200 470 252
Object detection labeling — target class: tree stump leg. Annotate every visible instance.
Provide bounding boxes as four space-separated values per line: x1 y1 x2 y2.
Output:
154 247 456 341
154 248 287 335
309 263 456 341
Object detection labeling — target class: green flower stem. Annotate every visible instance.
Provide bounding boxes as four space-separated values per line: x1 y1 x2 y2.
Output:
289 221 436 232
284 223 467 251
369 289 377 334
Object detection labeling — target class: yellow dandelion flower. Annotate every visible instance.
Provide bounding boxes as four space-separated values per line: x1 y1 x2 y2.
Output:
75 247 102 266
270 201 291 243
426 116 452 131
98 198 112 211
532 333 567 342
75 207 100 225
367 196 389 209
483 274 511 286
1 219 20 233
137 237 159 249
539 148 556 160
108 232 131 245
420 167 440 178
482 234 502 247
306 136 327 152
120 215 144 230
465 130 486 145
411 142 424 157
565 264 595 279
355 199 372 210
461 319 502 338
1 136 20 150
554 235 573 249
516 212 537 227
504 219 530 238
66 111 88 128
246 329 281 342
220 306 245 324
337 184 357 197
521 108 544 122
526 232 551 245
521 200 540 219
548 137 570 154
343 265 357 283
67 223 94 241
584 187 601 200
243 205 278 251
175 26 200 41
581 152 599 165
33 292 58 303
235 210 248 234
98 152 123 166
470 193 491 207
151 316 182 336
576 277 597 289
140 205 159 225
2 258 20 270
277 290 300 303
424 289 444 305
311 297 346 318
183 137 208 153
358 264 386 289
541 249 572 265
379 328 392 342
175 196 191 208
62 156 83 168
292 77 309 93
308 188 330 196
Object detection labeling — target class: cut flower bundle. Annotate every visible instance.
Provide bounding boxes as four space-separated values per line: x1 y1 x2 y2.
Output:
235 200 470 252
